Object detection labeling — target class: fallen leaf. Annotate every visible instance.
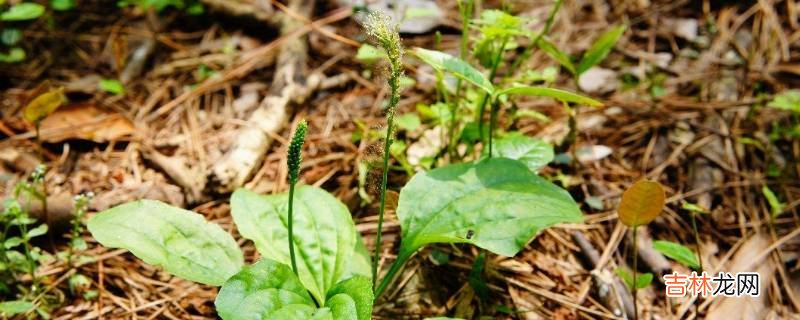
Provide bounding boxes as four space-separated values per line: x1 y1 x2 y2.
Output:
38 103 136 143
618 180 665 227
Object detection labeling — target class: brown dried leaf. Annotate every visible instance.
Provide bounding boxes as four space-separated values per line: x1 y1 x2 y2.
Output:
38 103 136 143
618 180 665 227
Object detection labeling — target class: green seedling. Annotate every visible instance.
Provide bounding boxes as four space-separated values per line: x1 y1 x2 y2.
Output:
681 201 707 272
412 47 602 158
360 10 404 290
89 121 374 319
652 240 700 270
1 167 52 318
618 180 665 320
539 24 627 79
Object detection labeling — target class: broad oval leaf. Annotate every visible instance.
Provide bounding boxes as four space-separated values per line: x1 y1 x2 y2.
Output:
23 87 67 123
326 276 373 320
577 25 627 75
397 158 583 258
413 47 494 94
652 240 700 269
537 37 575 75
482 132 554 172
230 186 361 304
0 3 45 21
499 86 603 107
618 180 665 227
87 200 243 286
215 259 315 320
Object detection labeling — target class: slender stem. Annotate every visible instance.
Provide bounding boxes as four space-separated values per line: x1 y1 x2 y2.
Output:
287 183 299 276
690 214 703 271
690 213 703 317
632 226 638 320
372 65 400 290
488 98 500 158
476 37 508 144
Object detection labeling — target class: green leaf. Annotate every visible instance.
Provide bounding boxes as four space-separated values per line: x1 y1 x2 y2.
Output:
499 86 603 107
325 276 373 320
0 47 25 63
99 79 125 95
23 87 67 123
652 240 700 269
767 90 800 113
1 3 45 21
0 300 34 317
230 186 361 304
4 237 23 249
344 233 372 280
537 37 575 75
576 25 626 75
762 185 785 219
87 200 244 286
215 259 315 320
482 132 554 172
26 224 48 238
615 268 652 289
396 158 582 259
51 0 76 11
1 28 22 46
413 47 494 94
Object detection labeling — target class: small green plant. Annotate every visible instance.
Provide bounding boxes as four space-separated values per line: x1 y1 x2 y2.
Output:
87 8 590 319
412 47 602 158
538 24 627 81
617 180 665 320
680 201 707 271
89 122 374 318
0 167 52 318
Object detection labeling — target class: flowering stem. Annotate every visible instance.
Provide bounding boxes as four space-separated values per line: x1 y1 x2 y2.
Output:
286 120 307 277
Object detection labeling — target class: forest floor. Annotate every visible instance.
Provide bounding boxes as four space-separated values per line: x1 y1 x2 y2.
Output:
1 0 800 319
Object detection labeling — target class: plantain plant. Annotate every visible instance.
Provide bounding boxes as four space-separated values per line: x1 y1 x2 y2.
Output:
617 180 665 320
87 8 591 319
89 122 374 319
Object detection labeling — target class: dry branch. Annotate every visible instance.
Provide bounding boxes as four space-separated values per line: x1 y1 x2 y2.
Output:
207 0 315 193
